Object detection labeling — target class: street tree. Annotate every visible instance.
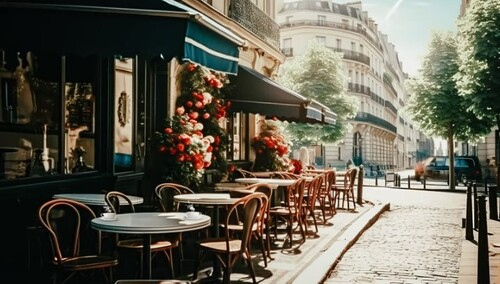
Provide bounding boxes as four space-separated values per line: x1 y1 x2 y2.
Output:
455 0 500 185
405 31 490 189
279 40 357 148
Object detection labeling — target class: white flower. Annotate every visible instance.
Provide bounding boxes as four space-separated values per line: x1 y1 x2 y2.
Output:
202 92 213 104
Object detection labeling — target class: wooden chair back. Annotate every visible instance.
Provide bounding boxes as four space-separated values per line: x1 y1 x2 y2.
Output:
105 191 135 214
155 183 194 212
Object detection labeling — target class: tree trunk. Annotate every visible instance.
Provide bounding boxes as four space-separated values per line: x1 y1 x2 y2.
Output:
448 124 455 190
496 115 500 189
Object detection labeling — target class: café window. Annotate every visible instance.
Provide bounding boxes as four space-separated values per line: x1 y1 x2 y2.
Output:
227 112 248 161
0 50 97 181
114 58 134 172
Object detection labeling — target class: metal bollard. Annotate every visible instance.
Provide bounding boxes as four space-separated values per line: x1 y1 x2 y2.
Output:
489 185 498 220
465 183 474 241
375 175 378 186
357 165 364 205
408 175 411 189
474 183 479 230
423 176 426 190
477 195 490 284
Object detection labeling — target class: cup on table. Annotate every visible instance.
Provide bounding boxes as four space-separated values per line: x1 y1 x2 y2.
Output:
186 211 201 219
101 212 116 220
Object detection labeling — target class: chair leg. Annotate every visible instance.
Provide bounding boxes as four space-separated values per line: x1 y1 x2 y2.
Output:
258 233 268 267
245 250 257 284
192 247 203 281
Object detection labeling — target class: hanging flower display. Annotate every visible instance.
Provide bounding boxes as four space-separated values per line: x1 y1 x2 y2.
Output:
251 120 293 172
290 159 303 175
156 62 230 187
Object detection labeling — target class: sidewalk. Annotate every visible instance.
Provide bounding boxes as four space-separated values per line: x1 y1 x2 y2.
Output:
190 177 500 283
459 201 500 283
190 197 390 284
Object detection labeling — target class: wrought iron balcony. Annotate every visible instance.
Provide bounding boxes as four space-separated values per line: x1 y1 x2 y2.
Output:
330 47 370 66
385 100 397 114
354 112 397 134
229 0 280 49
347 83 371 96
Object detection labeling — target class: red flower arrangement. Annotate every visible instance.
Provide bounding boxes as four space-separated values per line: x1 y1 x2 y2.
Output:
156 62 230 187
251 120 292 172
290 159 303 174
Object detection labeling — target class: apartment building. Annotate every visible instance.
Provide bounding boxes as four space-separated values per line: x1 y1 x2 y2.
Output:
275 0 421 172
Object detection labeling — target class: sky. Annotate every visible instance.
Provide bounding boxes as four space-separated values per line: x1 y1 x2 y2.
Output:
352 0 462 77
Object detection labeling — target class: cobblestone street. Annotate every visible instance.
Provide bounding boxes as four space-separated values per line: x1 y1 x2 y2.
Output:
326 204 464 284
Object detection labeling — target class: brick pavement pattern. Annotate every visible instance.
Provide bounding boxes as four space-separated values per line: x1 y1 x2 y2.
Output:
325 205 463 283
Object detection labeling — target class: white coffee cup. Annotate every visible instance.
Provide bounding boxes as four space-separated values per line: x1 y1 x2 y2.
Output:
101 212 116 220
186 211 200 219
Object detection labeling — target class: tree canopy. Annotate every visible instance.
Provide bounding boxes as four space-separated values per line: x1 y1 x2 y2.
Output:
455 0 500 127
405 31 492 189
455 0 500 186
278 40 357 148
405 31 490 142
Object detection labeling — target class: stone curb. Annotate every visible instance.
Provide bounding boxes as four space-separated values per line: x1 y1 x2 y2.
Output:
291 201 391 284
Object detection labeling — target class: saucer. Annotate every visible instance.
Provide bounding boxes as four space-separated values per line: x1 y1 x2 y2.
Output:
100 216 119 221
184 214 202 220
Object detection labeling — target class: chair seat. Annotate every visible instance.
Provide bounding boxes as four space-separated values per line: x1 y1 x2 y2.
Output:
117 239 176 252
269 207 298 215
59 255 119 271
199 238 242 253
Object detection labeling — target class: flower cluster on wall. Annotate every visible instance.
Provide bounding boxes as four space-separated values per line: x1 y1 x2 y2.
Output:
156 62 230 187
251 120 292 172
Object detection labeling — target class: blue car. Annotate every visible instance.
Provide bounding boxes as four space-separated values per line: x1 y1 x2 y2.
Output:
414 156 482 185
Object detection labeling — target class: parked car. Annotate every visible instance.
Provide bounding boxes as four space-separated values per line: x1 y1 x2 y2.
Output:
414 156 482 185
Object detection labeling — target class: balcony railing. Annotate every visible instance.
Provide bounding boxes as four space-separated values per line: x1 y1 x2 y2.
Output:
370 91 384 106
229 0 280 49
384 100 397 114
354 112 397 134
329 47 370 66
280 20 383 51
347 83 371 96
383 74 398 97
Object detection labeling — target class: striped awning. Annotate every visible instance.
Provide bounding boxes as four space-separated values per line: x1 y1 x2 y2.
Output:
0 0 243 74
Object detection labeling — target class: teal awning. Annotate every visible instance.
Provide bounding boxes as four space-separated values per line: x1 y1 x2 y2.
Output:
0 0 243 74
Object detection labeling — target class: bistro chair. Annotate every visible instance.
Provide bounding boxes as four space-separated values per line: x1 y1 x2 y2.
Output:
302 174 324 234
154 183 196 274
269 178 307 248
38 198 118 284
226 183 273 267
105 191 176 279
246 183 274 265
192 193 265 284
233 168 257 178
317 170 337 222
155 183 194 212
332 168 358 211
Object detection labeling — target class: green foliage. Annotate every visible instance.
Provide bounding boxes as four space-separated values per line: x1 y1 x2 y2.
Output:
455 0 500 127
279 40 357 147
405 31 491 143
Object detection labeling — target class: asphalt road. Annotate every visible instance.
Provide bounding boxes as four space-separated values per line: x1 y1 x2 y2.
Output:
325 186 466 283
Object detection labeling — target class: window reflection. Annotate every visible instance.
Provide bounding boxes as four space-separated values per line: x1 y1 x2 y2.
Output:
0 50 97 180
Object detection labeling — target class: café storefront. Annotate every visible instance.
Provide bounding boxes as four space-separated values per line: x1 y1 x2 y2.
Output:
0 0 244 280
